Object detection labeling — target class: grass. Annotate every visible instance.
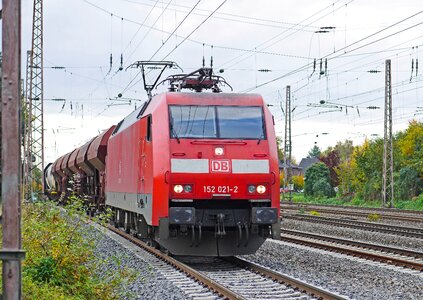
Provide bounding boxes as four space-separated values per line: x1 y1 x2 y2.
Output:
283 192 423 211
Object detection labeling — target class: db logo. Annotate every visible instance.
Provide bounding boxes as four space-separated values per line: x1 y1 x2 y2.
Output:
210 160 231 173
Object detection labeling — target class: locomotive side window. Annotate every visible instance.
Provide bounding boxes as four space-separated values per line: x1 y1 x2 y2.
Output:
169 105 265 140
146 115 152 142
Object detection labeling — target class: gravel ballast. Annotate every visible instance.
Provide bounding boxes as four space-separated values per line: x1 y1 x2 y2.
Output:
243 239 423 300
281 218 423 251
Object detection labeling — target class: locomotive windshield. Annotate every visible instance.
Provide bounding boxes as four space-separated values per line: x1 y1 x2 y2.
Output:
169 105 266 139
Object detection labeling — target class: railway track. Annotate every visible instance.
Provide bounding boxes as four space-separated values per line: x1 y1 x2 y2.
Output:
281 205 423 223
281 229 423 271
107 225 346 300
283 214 423 239
281 202 422 215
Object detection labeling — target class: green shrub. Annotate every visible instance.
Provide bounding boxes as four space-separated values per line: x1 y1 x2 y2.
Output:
0 197 137 299
304 163 334 198
395 167 422 200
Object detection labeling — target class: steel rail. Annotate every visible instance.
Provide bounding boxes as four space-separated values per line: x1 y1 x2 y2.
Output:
280 232 423 271
284 215 423 239
226 256 347 300
281 229 423 259
281 202 423 215
106 225 245 300
282 206 423 223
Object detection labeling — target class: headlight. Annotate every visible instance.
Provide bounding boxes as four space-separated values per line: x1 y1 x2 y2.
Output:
184 185 192 193
174 185 183 193
248 185 256 193
215 147 224 156
256 185 266 194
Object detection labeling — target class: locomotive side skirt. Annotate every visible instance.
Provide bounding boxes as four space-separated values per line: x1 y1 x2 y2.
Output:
105 192 153 225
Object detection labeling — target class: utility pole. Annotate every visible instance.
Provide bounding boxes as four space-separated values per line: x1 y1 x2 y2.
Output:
1 0 25 298
382 59 394 208
283 85 292 202
25 0 44 199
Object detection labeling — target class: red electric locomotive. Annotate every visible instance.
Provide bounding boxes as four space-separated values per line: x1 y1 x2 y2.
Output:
48 64 280 256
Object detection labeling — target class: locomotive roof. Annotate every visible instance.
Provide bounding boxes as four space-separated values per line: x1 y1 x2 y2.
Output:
112 92 264 136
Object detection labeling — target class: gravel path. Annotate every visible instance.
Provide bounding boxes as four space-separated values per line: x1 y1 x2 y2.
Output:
243 239 423 300
281 218 423 251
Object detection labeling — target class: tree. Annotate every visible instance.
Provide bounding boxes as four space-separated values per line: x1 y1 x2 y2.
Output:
276 136 284 162
308 145 321 157
351 138 384 201
319 149 340 187
395 167 422 200
396 120 423 175
334 140 354 162
335 160 355 195
304 162 334 197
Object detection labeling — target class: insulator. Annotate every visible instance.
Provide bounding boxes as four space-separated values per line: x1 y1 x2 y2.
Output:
416 59 418 76
410 58 414 82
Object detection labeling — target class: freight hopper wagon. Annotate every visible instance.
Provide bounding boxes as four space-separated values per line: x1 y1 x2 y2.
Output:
106 90 280 256
49 125 116 212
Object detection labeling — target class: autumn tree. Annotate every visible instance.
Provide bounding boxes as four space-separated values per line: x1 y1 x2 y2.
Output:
351 138 384 201
319 149 340 187
395 120 423 199
324 140 354 163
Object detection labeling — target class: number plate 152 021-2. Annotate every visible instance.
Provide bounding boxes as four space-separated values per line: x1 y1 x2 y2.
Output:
203 185 239 194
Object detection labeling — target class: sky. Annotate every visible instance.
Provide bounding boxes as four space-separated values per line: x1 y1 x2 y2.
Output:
19 0 423 163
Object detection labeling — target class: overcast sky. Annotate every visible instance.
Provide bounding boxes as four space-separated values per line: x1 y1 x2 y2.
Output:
20 0 423 162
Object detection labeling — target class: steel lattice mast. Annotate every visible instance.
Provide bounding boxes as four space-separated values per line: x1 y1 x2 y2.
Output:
283 85 292 202
23 50 32 199
382 59 394 208
25 0 44 199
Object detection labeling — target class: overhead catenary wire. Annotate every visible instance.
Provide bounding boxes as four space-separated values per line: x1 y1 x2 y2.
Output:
119 0 320 31
149 0 202 60
218 0 351 71
240 11 423 93
81 0 312 62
